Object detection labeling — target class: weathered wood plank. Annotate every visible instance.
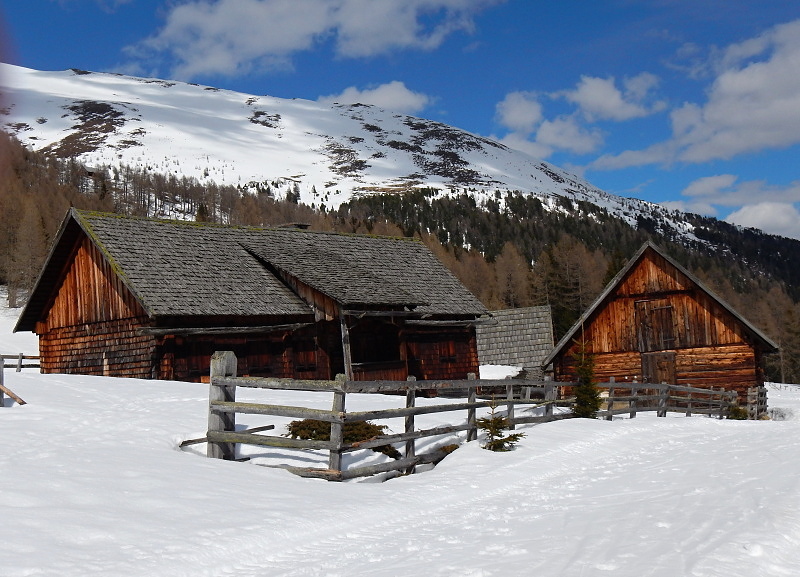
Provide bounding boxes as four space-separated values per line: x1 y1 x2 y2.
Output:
210 400 342 422
207 351 238 460
329 390 346 471
207 430 334 450
212 375 344 392
405 377 416 474
342 424 468 451
281 446 457 481
139 323 312 336
179 424 275 447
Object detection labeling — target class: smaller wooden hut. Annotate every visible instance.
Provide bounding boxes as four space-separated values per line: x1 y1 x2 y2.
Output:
476 306 554 379
542 242 778 401
15 209 488 383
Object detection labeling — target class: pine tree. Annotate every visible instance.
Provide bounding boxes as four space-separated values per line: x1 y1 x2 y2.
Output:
476 398 525 451
572 335 601 418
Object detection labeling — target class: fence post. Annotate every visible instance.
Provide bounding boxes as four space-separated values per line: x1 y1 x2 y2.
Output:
0 357 5 406
718 388 726 420
467 373 477 442
629 382 638 419
506 380 515 430
685 391 693 417
657 383 668 417
606 377 615 421
207 351 238 460
329 374 347 475
544 376 554 418
16 352 23 372
405 376 416 474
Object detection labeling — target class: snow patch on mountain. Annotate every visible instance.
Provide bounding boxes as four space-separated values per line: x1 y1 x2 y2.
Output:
1 63 694 238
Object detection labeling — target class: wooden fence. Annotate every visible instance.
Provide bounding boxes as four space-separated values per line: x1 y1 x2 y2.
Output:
1 354 40 371
0 355 35 406
204 352 749 481
205 351 561 481
747 385 768 419
593 379 739 420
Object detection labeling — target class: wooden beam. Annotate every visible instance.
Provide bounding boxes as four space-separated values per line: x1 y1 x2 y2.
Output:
179 424 274 447
207 351 238 460
341 310 430 318
339 308 354 381
139 323 312 336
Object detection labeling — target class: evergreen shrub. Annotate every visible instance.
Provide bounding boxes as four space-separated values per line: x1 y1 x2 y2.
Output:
285 419 402 459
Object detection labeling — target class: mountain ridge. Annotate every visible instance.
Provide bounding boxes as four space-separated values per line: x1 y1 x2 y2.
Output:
1 62 698 240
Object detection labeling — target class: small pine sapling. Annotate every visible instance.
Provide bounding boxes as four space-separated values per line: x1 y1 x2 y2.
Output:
572 335 602 419
476 398 525 452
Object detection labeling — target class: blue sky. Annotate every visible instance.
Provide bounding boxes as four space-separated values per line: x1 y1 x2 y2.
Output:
3 0 800 239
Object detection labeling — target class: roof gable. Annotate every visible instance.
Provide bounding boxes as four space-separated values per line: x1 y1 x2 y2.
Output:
542 241 779 367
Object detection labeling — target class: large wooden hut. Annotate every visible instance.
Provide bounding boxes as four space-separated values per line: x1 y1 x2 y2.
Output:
15 209 488 382
542 242 778 399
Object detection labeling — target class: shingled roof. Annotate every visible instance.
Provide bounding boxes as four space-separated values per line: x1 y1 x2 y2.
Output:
476 306 554 378
15 209 487 331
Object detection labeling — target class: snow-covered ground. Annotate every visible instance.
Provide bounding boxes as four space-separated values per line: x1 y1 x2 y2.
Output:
2 297 800 576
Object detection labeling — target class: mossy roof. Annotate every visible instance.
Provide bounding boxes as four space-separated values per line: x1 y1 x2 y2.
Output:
16 209 486 331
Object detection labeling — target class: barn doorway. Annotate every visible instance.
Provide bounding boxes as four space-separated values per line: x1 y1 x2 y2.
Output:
635 298 676 352
641 351 676 385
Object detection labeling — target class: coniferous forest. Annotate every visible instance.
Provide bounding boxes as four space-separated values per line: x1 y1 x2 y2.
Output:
2 131 800 383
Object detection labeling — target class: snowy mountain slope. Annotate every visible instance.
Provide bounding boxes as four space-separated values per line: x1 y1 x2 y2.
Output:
2 298 800 576
0 63 687 231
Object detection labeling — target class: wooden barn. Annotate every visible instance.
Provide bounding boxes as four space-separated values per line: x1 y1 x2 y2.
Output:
15 209 488 382
542 241 778 400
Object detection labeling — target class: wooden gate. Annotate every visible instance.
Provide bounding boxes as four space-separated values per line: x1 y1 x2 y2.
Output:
641 351 676 384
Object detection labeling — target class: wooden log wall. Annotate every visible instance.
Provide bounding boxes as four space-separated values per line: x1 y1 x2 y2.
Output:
37 236 146 333
554 344 759 400
576 251 749 354
404 327 479 380
40 317 155 377
37 236 157 377
157 327 337 383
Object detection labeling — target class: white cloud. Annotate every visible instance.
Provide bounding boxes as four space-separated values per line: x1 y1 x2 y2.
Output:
129 0 505 79
496 132 553 159
536 116 602 155
317 81 431 114
592 18 800 169
659 174 800 236
495 114 602 160
494 72 661 161
495 91 542 134
660 199 717 216
678 175 800 208
681 174 739 198
725 202 800 240
561 73 665 122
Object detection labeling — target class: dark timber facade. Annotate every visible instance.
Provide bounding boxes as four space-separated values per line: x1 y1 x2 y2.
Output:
543 242 778 400
16 209 487 383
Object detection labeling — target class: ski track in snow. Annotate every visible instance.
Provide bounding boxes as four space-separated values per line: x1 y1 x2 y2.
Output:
2 299 800 576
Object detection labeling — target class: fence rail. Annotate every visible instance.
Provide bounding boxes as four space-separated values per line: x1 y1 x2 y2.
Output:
592 379 738 420
1 353 41 371
0 355 35 406
204 352 753 481
205 351 562 481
